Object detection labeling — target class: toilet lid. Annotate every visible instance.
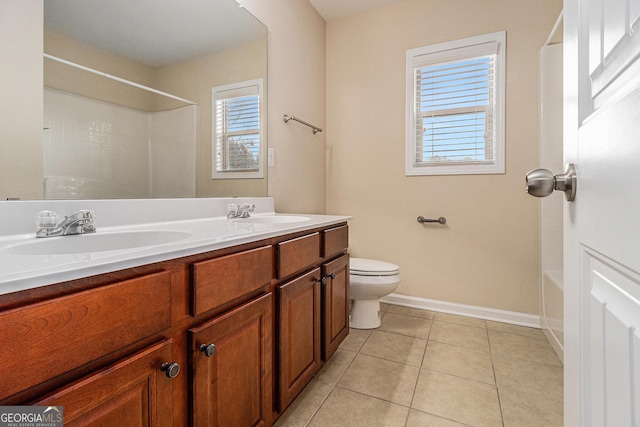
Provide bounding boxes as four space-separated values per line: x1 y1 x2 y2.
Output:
350 258 400 276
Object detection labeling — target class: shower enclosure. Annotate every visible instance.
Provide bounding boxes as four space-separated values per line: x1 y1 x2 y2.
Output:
538 13 564 362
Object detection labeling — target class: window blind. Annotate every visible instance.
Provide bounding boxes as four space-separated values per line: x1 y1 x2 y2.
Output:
212 79 263 179
416 54 495 166
406 32 505 176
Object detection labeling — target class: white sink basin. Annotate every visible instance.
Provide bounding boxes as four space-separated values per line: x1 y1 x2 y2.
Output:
3 230 193 255
235 215 310 224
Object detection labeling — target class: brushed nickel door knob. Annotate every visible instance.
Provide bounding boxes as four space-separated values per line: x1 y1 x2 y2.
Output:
526 163 577 201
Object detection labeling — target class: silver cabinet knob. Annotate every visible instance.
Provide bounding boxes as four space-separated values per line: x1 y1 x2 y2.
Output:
526 163 577 201
161 362 181 379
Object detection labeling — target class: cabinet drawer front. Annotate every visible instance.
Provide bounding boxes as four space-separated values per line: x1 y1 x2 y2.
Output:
278 233 320 279
34 339 174 427
191 245 273 316
323 225 348 258
0 271 172 400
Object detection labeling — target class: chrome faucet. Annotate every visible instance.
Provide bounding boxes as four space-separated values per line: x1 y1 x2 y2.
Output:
36 210 96 237
227 203 255 219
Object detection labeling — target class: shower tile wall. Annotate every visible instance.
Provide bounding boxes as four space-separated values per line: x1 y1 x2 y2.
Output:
539 44 563 273
43 88 195 199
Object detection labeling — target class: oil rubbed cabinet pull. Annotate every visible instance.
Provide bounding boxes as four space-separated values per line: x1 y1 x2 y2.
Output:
200 343 217 358
161 362 181 379
317 273 336 286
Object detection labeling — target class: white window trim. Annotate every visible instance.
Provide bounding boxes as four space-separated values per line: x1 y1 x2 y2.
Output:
405 31 506 176
212 78 264 180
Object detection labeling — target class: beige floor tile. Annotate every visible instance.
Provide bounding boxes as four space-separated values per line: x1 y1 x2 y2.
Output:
337 353 420 406
308 387 409 427
433 312 487 329
499 386 563 427
339 328 372 352
423 341 495 385
429 321 490 352
493 354 563 400
275 377 333 427
380 302 391 312
314 348 357 386
405 409 469 426
412 370 502 427
378 312 432 339
386 304 435 319
360 330 427 367
487 321 546 339
489 330 562 366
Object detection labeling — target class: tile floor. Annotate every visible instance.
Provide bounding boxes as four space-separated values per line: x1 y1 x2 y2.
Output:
275 303 563 427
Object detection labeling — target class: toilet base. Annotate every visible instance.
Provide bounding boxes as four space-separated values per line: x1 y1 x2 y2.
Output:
350 299 381 329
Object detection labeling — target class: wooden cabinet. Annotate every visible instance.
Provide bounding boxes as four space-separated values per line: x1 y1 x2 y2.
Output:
275 225 349 412
0 271 172 400
33 340 175 427
189 293 273 427
0 222 348 426
321 254 350 361
277 268 322 411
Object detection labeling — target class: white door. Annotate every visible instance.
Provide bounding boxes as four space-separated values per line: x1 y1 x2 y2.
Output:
564 0 640 425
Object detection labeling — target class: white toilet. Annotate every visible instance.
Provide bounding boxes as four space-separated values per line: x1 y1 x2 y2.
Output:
349 258 401 329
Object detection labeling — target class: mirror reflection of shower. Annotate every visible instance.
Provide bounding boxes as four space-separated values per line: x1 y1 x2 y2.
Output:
43 57 196 200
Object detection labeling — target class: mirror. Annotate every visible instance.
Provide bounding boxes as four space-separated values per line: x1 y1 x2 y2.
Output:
34 0 267 199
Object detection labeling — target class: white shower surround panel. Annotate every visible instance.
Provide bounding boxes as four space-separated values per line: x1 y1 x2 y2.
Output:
43 88 196 199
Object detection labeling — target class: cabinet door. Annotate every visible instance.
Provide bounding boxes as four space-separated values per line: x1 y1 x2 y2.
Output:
189 293 273 427
33 340 175 427
322 254 350 361
278 268 322 412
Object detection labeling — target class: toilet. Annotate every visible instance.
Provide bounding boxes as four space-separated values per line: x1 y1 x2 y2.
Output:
349 258 401 329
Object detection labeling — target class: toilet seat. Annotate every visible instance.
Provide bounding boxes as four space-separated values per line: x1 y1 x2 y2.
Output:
350 258 400 277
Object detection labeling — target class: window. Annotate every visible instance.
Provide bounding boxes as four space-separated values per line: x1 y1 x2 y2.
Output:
406 32 505 176
212 79 264 179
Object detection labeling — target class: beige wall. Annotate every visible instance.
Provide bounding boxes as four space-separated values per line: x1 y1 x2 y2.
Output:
0 0 43 200
242 0 327 214
326 0 562 314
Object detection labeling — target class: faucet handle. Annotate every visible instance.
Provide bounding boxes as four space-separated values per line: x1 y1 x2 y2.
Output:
74 210 95 224
36 210 58 231
227 203 239 219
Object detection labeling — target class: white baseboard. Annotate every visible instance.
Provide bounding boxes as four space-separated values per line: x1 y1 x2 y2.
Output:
380 293 541 328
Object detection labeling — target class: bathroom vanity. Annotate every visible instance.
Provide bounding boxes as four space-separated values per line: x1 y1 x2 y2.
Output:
0 198 350 426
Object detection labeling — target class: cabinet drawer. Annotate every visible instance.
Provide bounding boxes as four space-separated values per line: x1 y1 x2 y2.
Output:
191 245 273 316
0 271 172 400
277 233 320 279
34 339 174 427
322 225 348 258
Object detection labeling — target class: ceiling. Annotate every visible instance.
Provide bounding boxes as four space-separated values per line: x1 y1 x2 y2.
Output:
308 0 407 21
44 0 266 67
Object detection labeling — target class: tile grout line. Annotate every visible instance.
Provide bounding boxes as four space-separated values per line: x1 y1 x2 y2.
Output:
303 324 372 426
486 323 507 427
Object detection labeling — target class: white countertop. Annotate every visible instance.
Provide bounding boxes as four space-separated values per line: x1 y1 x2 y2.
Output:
0 198 351 295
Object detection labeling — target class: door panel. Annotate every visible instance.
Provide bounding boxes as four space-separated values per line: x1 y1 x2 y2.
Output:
321 254 349 361
565 0 640 424
189 293 273 427
278 268 321 412
585 252 640 426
